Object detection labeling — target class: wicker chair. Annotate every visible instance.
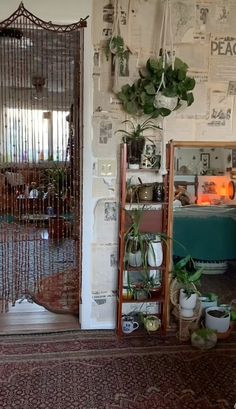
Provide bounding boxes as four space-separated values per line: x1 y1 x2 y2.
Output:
170 278 202 341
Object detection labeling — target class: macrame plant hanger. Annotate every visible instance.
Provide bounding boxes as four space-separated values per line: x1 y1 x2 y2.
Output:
109 0 121 93
109 0 131 93
156 0 175 175
156 0 175 94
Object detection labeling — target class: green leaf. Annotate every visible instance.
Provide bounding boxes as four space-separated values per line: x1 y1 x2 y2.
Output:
175 255 191 270
144 83 156 95
231 311 236 321
162 86 178 97
186 92 194 106
143 103 155 114
150 109 161 118
188 269 203 283
125 101 138 114
177 68 186 81
159 107 171 117
121 84 131 93
184 77 196 91
174 57 189 71
117 91 128 102
139 91 147 106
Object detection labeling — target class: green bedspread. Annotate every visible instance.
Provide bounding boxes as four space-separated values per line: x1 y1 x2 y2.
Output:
173 206 236 261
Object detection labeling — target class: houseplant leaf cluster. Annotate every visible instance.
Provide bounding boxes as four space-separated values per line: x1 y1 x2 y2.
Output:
105 35 130 76
172 254 202 298
115 117 161 165
117 56 196 117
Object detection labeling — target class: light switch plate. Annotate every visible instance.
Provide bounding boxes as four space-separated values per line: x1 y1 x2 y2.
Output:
98 159 116 176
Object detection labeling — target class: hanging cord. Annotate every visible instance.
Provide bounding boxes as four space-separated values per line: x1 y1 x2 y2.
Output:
109 0 120 53
109 0 120 92
156 0 175 94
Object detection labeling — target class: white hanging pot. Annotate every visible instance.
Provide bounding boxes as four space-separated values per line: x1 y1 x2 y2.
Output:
205 307 230 333
148 236 163 267
179 289 197 318
154 91 178 111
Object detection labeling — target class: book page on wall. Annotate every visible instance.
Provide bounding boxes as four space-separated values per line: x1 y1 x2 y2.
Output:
207 90 233 130
209 34 236 82
195 1 236 34
91 244 118 291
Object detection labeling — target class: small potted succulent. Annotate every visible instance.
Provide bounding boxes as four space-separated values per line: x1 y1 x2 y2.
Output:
199 292 218 310
191 328 217 350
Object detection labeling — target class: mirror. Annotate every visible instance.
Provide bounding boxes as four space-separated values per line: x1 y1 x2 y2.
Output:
168 141 236 305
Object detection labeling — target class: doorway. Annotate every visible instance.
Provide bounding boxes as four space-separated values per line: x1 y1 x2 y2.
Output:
0 3 87 330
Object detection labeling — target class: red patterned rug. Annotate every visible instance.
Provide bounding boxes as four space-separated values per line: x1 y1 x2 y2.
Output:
0 330 236 409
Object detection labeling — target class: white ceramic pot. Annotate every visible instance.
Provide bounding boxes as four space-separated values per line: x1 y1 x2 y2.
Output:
199 296 217 311
205 306 230 333
154 92 178 111
148 236 163 267
127 250 142 267
179 289 197 318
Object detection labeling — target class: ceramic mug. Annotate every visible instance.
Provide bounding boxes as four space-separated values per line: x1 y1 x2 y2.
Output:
122 317 139 334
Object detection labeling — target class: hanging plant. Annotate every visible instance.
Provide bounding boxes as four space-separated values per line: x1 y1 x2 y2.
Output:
105 35 130 76
117 56 196 117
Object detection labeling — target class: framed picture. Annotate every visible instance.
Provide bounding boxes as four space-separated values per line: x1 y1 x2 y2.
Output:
200 153 210 171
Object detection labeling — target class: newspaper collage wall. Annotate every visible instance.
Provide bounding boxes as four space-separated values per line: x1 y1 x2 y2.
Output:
90 0 236 326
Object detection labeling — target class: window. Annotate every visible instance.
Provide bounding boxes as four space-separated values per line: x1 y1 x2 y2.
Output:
2 108 69 163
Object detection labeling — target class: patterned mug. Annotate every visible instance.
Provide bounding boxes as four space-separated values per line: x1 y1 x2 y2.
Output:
122 317 139 334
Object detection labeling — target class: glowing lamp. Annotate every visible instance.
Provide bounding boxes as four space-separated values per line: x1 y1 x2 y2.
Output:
220 184 226 197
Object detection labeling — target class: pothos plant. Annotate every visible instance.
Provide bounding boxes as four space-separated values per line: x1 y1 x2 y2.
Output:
117 56 196 117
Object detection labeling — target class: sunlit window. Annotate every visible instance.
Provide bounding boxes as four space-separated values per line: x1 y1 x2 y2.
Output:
2 108 69 163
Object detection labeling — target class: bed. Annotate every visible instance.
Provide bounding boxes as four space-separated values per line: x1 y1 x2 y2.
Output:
173 205 236 273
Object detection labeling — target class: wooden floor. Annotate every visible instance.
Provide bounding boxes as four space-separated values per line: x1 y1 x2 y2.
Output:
0 300 80 335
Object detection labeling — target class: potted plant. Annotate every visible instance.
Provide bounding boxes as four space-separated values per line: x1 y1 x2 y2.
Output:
205 306 231 334
172 255 202 318
125 207 167 268
191 328 217 350
199 292 218 310
124 207 150 268
143 272 162 298
116 117 161 167
117 57 196 117
105 35 130 76
125 177 139 203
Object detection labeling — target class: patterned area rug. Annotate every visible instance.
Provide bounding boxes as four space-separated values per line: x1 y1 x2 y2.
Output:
0 330 236 409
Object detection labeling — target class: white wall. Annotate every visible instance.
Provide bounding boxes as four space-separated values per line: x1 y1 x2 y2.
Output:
0 0 94 329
